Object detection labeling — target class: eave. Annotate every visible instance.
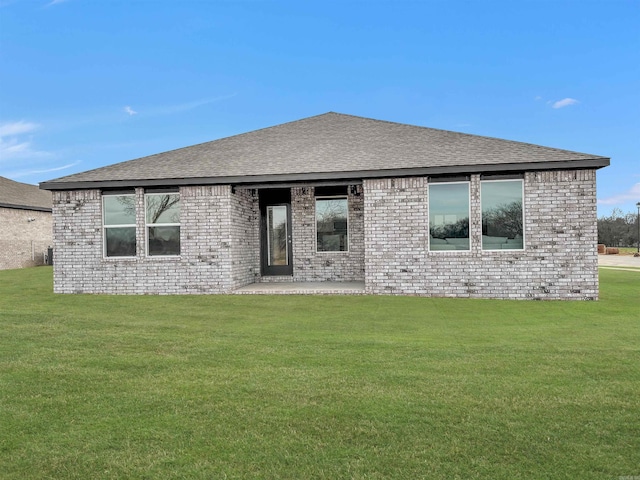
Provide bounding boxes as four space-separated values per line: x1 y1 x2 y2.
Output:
39 157 610 191
0 202 52 212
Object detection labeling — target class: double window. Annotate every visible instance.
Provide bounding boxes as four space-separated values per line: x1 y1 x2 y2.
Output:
102 190 181 258
428 178 524 252
316 196 349 252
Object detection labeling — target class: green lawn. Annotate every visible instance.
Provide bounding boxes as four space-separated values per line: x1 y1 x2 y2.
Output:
1 268 639 479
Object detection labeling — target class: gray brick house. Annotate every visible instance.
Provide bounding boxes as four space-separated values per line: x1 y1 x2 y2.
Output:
1 176 52 270
40 113 609 299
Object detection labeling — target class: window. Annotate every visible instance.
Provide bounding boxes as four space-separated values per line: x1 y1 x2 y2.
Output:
145 192 181 256
316 197 348 252
481 179 524 250
428 182 470 251
103 193 136 257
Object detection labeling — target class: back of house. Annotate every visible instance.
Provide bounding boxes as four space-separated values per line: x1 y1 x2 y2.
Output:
40 112 609 299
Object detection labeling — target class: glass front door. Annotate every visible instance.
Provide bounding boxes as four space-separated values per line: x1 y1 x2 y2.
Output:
267 205 289 267
260 189 293 276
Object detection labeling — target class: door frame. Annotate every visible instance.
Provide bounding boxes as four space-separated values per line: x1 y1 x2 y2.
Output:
259 189 293 276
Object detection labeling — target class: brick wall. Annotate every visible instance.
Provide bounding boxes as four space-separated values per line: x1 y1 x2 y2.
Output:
52 186 260 294
364 170 599 300
0 207 52 270
52 170 598 299
230 188 260 288
288 186 365 282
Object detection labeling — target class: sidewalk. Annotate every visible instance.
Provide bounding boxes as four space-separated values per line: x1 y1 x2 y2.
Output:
598 254 640 269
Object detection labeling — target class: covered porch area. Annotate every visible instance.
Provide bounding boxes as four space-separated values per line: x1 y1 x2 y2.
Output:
234 182 365 287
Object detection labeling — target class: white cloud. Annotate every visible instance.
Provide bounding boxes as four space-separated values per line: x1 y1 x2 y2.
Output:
552 98 579 109
0 121 50 161
535 96 543 101
0 121 39 137
598 183 640 205
46 0 69 6
0 139 52 161
124 106 138 116
0 138 33 157
7 161 80 178
148 93 237 116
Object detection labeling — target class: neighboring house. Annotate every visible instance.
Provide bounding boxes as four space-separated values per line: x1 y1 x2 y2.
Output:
40 113 609 299
1 176 53 270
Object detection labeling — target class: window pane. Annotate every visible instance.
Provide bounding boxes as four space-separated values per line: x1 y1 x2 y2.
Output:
146 194 180 224
105 227 136 257
429 183 469 251
316 198 348 252
267 206 288 266
104 195 135 225
481 180 523 250
148 226 180 256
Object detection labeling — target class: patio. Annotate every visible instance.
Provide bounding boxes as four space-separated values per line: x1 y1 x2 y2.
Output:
233 281 366 295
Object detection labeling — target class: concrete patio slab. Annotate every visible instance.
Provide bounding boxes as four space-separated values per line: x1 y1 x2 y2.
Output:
233 281 366 295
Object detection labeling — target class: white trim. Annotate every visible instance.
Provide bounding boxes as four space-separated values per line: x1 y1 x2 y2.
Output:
428 181 471 253
480 178 525 252
315 195 350 253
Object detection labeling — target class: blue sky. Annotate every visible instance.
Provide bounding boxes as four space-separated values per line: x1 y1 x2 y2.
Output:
1 0 638 216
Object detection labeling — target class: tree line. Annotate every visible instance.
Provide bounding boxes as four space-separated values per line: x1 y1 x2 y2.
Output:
598 208 639 247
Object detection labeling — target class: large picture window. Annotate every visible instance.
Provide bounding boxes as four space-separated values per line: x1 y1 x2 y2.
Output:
145 192 181 256
428 182 470 251
316 197 348 252
481 179 524 250
103 193 136 257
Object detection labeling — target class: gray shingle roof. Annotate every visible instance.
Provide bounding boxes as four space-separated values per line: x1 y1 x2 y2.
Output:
0 176 52 211
40 112 609 190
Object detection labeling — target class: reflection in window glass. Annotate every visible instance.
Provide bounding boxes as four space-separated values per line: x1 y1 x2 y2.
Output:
316 198 348 252
103 194 136 257
146 193 180 256
428 183 470 251
104 195 136 225
481 180 524 250
267 205 288 266
105 227 136 257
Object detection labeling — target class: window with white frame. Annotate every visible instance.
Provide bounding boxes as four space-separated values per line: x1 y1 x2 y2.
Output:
481 179 524 250
316 197 348 252
428 182 470 251
145 192 181 256
103 192 136 257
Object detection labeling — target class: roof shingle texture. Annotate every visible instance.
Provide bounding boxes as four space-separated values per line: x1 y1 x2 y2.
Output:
44 112 608 185
0 176 52 210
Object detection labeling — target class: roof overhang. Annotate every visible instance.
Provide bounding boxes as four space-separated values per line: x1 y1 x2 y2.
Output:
0 202 52 212
39 157 610 191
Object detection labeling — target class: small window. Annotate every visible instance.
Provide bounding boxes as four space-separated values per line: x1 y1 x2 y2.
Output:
481 179 524 250
316 197 348 252
145 192 181 256
103 194 136 257
428 182 470 251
